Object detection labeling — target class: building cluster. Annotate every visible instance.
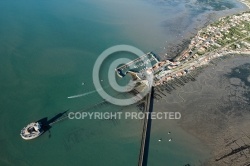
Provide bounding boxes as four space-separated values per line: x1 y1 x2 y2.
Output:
149 11 250 87
120 2 250 94
179 11 250 62
149 59 189 86
124 9 250 88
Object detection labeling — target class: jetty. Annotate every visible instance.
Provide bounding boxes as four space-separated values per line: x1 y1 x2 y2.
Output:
116 52 159 77
138 88 154 166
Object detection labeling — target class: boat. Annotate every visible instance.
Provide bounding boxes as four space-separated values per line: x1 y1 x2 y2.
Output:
20 122 44 140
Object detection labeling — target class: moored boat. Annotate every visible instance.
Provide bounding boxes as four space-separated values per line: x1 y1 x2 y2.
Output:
20 122 44 140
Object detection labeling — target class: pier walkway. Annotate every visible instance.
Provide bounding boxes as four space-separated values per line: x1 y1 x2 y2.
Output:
138 88 154 166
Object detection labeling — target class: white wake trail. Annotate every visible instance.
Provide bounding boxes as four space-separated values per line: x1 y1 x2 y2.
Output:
67 90 97 99
67 87 108 99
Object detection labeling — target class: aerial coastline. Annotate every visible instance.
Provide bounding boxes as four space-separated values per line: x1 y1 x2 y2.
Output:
240 0 250 8
1 0 250 165
145 0 250 165
147 0 250 87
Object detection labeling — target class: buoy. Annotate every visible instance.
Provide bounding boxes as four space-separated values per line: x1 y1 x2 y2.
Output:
168 132 171 134
158 138 162 142
82 82 85 85
169 138 172 142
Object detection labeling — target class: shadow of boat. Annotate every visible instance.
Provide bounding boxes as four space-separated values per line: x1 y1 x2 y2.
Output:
36 110 69 138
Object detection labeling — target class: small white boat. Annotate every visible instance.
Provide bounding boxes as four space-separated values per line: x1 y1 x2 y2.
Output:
20 122 44 140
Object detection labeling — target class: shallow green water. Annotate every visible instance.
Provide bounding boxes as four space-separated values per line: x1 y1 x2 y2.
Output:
0 0 247 165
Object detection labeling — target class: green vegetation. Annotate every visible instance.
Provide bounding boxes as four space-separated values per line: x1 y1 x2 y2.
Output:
179 11 250 64
245 37 250 42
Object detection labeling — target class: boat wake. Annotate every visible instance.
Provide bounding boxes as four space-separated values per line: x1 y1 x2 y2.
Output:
67 87 107 99
68 93 89 99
